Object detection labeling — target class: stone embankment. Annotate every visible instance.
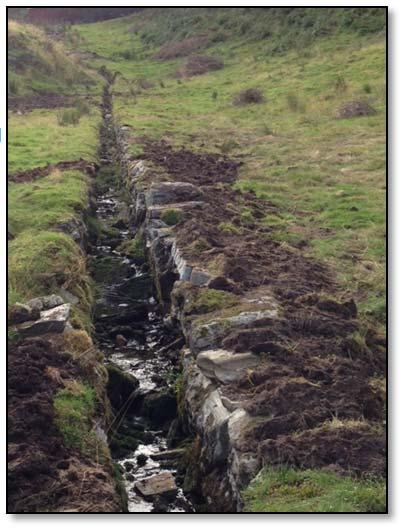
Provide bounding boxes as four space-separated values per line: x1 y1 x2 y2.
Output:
115 116 386 512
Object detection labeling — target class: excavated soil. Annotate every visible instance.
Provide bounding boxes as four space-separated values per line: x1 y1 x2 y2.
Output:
139 138 386 478
9 159 98 183
8 337 120 513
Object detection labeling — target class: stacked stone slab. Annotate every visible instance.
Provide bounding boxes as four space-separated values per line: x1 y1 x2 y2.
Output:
115 126 282 511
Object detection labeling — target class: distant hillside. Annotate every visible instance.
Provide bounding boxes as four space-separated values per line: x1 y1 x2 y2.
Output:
132 7 386 55
26 7 144 25
8 21 95 96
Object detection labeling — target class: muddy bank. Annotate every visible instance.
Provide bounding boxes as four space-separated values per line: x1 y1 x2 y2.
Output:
8 159 98 183
7 334 122 513
115 128 386 511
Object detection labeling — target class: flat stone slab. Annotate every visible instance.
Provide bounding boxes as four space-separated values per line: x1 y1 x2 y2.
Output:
13 303 71 337
197 349 260 383
146 182 202 207
150 448 185 461
134 471 177 499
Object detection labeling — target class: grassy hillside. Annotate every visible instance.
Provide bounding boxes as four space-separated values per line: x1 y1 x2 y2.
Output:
7 21 101 328
8 109 99 173
73 8 386 327
8 20 96 95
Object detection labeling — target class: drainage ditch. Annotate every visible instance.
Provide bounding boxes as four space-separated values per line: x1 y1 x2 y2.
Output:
89 85 195 513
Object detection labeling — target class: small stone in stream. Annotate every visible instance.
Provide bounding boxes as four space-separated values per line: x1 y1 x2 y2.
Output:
124 461 134 472
136 454 148 467
151 374 165 385
13 303 71 337
152 496 170 513
150 448 185 461
8 303 40 325
115 334 127 347
141 390 177 427
112 219 128 230
142 432 155 444
106 364 139 411
125 473 135 482
134 471 177 500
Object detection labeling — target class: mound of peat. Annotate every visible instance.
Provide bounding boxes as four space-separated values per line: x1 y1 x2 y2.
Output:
138 138 386 479
8 336 120 513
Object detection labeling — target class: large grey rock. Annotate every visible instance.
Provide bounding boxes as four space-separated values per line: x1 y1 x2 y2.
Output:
146 182 202 207
171 241 192 281
190 309 279 352
57 218 87 246
134 471 177 500
197 349 260 383
27 294 64 312
190 268 212 287
14 303 71 336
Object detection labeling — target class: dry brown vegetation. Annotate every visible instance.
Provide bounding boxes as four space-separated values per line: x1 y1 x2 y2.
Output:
153 36 210 60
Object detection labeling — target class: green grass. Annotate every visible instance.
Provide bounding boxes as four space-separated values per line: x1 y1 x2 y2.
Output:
71 12 385 327
161 208 183 226
8 109 100 173
243 467 386 513
54 382 99 455
184 288 238 316
8 170 93 329
8 170 89 236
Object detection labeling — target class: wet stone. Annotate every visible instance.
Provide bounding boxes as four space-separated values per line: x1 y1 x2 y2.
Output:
134 471 177 500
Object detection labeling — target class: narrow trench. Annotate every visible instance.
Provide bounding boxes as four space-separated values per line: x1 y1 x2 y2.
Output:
89 85 195 513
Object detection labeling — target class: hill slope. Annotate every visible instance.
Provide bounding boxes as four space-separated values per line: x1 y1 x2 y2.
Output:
73 7 386 326
8 20 95 96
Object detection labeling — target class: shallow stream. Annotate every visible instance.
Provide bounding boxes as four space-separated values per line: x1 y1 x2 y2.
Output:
90 186 193 513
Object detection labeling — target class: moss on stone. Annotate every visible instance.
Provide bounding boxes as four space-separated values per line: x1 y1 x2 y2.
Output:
184 288 238 316
161 208 183 226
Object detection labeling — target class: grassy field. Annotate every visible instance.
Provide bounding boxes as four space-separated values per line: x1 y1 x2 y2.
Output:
8 169 93 329
73 10 386 327
8 108 100 173
243 467 386 513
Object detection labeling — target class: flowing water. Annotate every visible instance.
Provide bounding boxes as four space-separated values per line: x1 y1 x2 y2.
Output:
90 185 193 513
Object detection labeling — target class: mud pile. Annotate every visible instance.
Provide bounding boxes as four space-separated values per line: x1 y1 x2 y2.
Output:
8 159 98 183
8 336 121 513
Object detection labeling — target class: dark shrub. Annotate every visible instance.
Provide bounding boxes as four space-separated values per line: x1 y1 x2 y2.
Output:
336 100 376 119
233 88 265 106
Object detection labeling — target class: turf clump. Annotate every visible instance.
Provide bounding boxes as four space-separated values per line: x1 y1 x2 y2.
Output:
53 382 97 454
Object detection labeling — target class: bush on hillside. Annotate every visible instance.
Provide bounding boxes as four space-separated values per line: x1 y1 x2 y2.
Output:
336 100 376 119
233 88 265 106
